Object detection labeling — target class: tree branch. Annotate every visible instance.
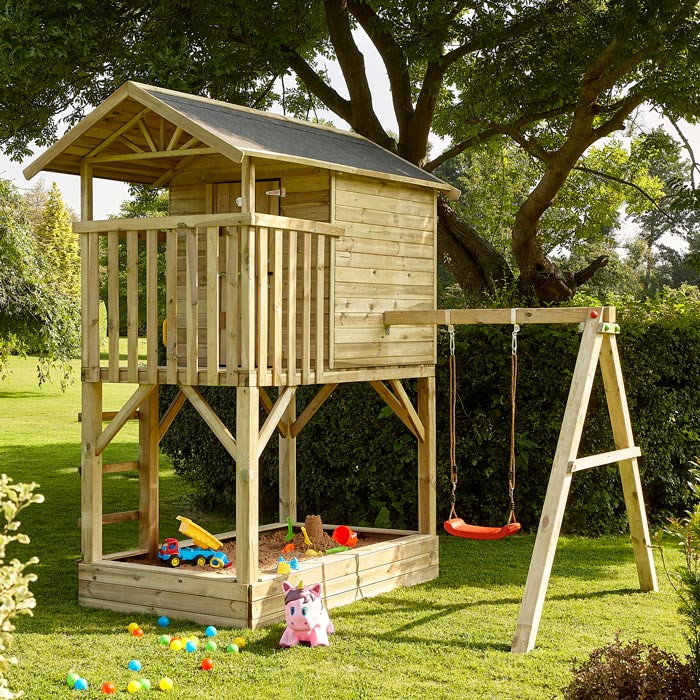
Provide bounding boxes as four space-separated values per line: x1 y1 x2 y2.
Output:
424 128 502 172
666 113 700 190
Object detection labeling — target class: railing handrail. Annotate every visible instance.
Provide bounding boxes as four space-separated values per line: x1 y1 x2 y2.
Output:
73 212 344 237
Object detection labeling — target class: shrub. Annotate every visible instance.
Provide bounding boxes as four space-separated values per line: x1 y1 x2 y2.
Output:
160 286 700 534
0 475 43 699
562 635 699 700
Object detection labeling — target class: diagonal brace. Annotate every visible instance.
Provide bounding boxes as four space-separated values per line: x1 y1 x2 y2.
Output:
180 385 237 461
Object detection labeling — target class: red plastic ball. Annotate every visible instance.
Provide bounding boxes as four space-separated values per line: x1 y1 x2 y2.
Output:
590 310 599 318
200 657 215 671
101 681 117 694
132 627 145 637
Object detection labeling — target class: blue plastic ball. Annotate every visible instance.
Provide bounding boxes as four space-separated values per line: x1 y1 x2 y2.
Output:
127 659 142 672
185 640 197 653
74 678 88 691
158 616 170 627
204 625 217 638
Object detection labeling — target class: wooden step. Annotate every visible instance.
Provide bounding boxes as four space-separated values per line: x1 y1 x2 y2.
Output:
78 410 140 423
102 461 139 474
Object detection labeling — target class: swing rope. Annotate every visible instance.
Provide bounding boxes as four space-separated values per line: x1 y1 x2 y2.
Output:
444 310 521 540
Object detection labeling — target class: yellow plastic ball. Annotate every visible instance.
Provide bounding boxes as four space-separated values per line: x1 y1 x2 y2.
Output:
127 679 141 693
159 677 174 691
187 636 199 647
234 636 246 649
127 622 140 633
169 639 183 651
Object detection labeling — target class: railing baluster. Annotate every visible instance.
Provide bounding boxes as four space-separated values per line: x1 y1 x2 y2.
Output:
186 227 199 384
315 235 326 380
225 226 239 383
146 229 158 384
272 228 283 385
82 231 100 381
107 230 120 382
127 230 139 382
256 226 268 378
302 232 311 384
165 229 177 384
287 229 297 385
206 225 220 385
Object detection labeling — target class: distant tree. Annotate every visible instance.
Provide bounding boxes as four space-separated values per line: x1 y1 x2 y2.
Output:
0 179 79 385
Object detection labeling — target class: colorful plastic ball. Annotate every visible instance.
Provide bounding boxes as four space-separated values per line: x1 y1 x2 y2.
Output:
200 657 215 671
205 640 217 651
128 622 140 633
233 636 246 649
185 640 197 653
187 636 199 646
204 625 217 637
132 627 145 638
169 639 183 651
127 679 141 693
139 678 151 691
127 659 142 672
159 677 174 691
225 643 239 654
158 634 172 645
157 615 170 627
101 681 117 694
74 678 89 691
66 672 80 688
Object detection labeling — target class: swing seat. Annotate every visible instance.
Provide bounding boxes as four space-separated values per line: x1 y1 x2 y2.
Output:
444 517 521 540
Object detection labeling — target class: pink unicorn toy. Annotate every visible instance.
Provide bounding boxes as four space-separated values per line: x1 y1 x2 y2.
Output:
279 581 334 648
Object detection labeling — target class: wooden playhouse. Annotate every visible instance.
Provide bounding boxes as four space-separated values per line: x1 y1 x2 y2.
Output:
25 82 658 653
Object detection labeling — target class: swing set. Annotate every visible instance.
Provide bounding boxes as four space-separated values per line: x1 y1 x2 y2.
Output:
383 305 658 653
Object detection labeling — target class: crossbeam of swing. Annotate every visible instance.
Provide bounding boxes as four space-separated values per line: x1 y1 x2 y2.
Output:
383 307 597 327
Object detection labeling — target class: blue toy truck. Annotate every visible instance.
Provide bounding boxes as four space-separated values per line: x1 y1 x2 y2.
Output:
158 538 232 569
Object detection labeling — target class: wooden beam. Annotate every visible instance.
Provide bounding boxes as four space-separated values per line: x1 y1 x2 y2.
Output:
181 385 237 461
370 381 420 440
388 379 425 442
165 229 178 384
126 230 139 382
73 212 252 234
119 135 146 153
417 377 436 536
279 391 297 523
137 118 157 151
139 387 159 556
290 384 338 439
78 410 139 423
158 390 186 443
84 107 150 157
568 446 642 473
259 388 288 438
166 126 183 151
206 225 220 385
146 229 158 384
103 510 140 525
251 212 343 237
257 387 296 458
102 461 139 474
95 384 156 456
384 307 601 326
81 381 102 563
89 146 216 163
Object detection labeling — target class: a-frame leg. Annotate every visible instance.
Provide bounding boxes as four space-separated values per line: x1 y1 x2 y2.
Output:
81 381 103 563
599 328 657 592
511 313 604 653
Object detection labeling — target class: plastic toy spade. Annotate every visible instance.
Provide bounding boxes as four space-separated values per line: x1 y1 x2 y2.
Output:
285 516 294 543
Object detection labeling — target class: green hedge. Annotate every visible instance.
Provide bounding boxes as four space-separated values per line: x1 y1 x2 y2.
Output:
160 287 700 534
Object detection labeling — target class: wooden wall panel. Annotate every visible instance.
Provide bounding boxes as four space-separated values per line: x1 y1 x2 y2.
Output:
333 174 436 368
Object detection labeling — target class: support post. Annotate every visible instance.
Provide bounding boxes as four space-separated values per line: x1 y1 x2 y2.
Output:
279 390 297 523
239 157 256 375
511 313 603 653
236 386 259 584
81 381 103 562
417 376 436 535
139 385 160 557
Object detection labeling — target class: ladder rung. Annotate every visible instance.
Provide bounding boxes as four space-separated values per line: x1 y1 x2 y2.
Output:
77 410 140 423
102 461 139 474
568 446 641 473
102 510 140 525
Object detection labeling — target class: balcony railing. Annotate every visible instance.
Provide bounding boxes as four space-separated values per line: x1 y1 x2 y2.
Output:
75 213 342 386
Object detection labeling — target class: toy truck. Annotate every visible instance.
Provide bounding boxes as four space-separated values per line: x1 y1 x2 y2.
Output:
157 538 232 569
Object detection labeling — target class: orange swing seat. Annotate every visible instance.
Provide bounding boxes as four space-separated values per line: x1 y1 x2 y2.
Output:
444 517 521 540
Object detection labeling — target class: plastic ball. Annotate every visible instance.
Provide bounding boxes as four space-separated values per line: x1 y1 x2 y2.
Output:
234 636 246 649
127 659 142 672
204 625 217 637
132 627 145 638
128 622 140 633
205 640 217 651
74 678 88 691
139 678 151 691
66 672 80 688
159 677 174 691
127 679 141 693
169 639 183 651
200 657 215 671
158 634 172 645
101 682 117 694
225 644 239 654
187 636 198 645
157 615 170 627
185 640 197 653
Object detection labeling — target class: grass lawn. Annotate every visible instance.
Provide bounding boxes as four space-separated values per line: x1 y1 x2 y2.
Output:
0 352 690 699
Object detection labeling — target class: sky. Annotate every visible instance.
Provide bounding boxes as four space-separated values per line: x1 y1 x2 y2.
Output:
1 28 697 249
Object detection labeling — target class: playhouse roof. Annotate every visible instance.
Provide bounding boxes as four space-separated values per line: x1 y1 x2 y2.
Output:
24 82 459 199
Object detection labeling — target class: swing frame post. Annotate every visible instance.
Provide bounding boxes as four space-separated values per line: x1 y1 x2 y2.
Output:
383 305 657 654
